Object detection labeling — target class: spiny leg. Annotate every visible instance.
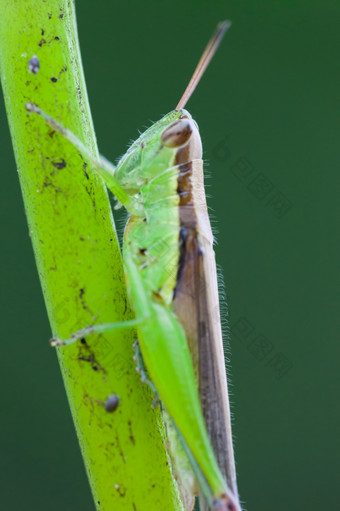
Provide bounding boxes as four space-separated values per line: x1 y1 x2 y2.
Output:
50 317 146 347
25 102 141 215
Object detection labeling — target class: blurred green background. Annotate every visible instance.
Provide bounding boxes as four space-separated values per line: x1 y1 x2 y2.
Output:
0 1 338 510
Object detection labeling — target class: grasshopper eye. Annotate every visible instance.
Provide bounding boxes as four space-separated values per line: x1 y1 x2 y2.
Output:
161 119 193 148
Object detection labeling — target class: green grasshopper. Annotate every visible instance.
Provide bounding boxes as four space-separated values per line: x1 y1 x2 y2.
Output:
26 21 240 511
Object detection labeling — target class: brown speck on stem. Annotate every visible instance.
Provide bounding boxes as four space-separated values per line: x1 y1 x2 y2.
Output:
51 158 66 169
83 162 89 179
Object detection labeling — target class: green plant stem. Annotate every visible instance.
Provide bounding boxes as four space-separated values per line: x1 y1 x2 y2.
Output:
0 1 182 509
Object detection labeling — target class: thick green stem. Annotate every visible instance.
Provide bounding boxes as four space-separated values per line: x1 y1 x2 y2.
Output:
0 1 182 509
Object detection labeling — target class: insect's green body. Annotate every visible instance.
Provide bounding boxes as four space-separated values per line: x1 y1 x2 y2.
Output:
119 110 182 306
118 109 227 499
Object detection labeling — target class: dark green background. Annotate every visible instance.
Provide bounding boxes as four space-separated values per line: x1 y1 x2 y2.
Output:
1 1 339 510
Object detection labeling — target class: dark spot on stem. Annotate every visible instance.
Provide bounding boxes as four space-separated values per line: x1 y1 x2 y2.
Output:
105 394 120 412
51 158 66 169
128 420 135 444
51 77 58 83
78 354 95 363
28 55 40 74
83 162 89 179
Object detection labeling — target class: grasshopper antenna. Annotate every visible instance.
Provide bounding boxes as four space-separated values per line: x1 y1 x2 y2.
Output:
175 20 231 111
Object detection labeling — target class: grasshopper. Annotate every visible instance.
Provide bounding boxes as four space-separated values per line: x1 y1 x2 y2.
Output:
26 21 241 511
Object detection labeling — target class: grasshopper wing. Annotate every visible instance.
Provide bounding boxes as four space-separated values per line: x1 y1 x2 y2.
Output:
173 159 239 504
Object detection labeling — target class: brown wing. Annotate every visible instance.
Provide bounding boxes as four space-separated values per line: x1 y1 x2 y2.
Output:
173 159 239 503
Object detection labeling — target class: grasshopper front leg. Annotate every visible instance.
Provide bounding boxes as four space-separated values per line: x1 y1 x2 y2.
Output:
25 102 142 216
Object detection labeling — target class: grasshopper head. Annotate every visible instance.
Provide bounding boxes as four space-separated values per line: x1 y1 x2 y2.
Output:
114 109 201 195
